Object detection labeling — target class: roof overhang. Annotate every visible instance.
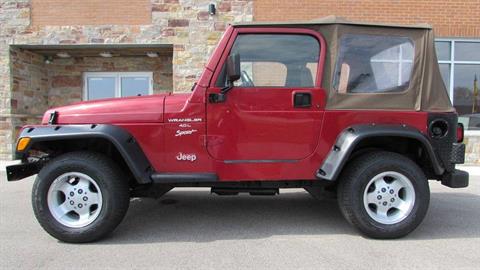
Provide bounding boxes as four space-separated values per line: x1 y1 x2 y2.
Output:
10 44 173 58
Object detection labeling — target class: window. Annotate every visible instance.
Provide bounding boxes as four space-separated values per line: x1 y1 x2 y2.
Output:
83 72 153 100
333 34 414 93
436 40 480 131
219 34 320 88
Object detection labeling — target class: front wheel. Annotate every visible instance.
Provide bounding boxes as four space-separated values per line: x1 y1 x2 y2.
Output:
338 151 430 239
32 151 130 243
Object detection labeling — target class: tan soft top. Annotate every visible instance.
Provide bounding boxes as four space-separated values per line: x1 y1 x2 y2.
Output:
234 15 432 29
234 16 453 112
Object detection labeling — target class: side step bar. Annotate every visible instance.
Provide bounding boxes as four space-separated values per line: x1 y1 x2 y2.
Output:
151 173 218 184
211 187 279 196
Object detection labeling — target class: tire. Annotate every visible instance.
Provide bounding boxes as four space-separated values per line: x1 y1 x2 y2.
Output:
337 151 430 239
32 151 130 243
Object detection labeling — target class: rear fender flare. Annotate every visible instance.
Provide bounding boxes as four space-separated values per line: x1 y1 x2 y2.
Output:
316 124 444 181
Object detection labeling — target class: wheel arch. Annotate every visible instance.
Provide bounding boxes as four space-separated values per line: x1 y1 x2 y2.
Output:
316 124 444 181
11 124 153 184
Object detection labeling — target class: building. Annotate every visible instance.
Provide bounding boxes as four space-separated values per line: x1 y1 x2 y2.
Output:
0 0 479 163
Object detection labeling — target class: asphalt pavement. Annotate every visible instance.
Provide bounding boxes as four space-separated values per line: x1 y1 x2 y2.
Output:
1 174 479 269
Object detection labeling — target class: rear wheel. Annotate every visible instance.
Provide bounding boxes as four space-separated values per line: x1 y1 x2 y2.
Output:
338 151 429 238
32 151 130 243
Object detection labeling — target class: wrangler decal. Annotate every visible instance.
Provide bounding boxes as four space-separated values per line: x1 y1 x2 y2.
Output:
168 118 202 123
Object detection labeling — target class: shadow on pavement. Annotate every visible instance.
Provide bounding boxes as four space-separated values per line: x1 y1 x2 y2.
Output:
96 189 480 244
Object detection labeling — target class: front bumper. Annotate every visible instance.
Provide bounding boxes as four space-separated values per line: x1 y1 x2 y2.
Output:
6 162 43 181
441 169 469 188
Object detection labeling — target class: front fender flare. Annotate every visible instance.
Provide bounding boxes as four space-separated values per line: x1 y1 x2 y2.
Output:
14 124 153 184
316 124 444 181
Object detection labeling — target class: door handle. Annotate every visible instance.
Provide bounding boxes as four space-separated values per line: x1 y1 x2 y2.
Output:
293 92 312 108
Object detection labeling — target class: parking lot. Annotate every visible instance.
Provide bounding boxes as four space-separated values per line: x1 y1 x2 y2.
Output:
1 173 479 269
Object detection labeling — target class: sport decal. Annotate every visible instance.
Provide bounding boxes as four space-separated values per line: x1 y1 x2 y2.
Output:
175 129 198 137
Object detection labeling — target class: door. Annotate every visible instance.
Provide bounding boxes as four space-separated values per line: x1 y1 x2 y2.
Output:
206 29 326 162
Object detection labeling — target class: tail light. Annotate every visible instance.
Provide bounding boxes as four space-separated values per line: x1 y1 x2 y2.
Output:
456 123 464 143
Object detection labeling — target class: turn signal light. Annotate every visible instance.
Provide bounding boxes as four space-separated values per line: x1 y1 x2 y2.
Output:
17 137 31 151
457 123 464 143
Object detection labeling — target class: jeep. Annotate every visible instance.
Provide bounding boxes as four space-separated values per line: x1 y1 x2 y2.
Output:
6 18 469 242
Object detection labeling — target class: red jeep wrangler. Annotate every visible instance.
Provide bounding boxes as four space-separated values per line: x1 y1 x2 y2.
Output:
7 18 469 242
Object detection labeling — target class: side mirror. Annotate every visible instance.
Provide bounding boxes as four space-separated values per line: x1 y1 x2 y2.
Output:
209 53 240 104
226 53 241 83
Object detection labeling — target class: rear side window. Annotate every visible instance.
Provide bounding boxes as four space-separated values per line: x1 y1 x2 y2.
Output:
333 34 414 94
217 34 320 88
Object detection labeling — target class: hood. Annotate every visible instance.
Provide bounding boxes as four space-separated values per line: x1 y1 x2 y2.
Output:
42 94 171 124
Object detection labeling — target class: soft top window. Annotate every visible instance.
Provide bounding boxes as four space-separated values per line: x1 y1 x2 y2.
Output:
217 34 320 88
333 34 414 94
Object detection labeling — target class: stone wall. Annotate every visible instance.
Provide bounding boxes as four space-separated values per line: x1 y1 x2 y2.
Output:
0 0 30 159
46 55 173 108
8 51 173 129
0 0 253 159
10 48 49 115
8 47 49 152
